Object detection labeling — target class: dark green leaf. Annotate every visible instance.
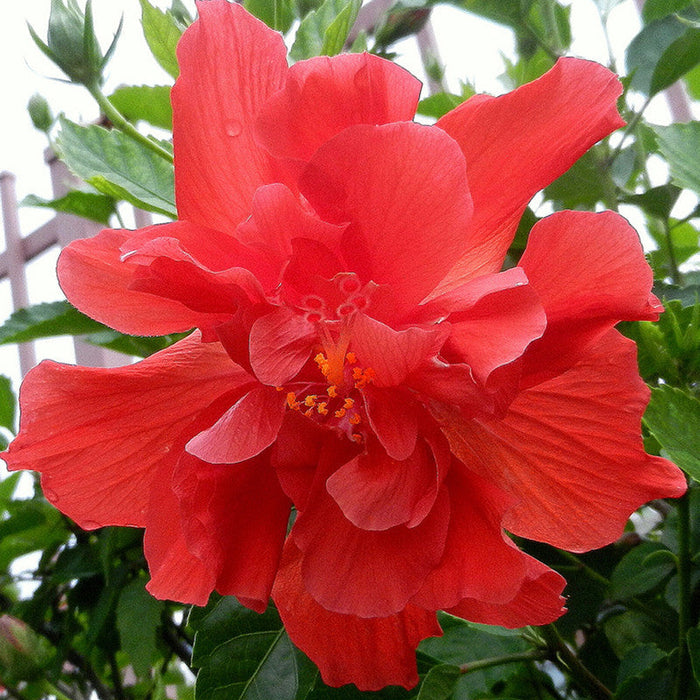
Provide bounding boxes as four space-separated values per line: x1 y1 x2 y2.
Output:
83 329 185 358
0 376 16 435
604 610 668 659
191 596 313 700
652 122 700 195
609 541 675 599
56 117 176 217
116 578 164 677
416 664 460 699
620 184 682 219
21 191 116 226
109 85 173 130
651 25 700 95
653 282 700 307
290 0 362 61
439 0 533 29
544 149 610 208
645 384 700 479
688 626 700 687
139 0 183 79
243 0 296 32
0 301 105 345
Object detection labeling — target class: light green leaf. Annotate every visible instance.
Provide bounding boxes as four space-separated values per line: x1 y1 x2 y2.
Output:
139 0 183 79
644 384 700 480
643 0 694 23
21 191 115 226
652 122 700 195
117 578 164 677
416 664 461 699
290 0 361 60
57 116 176 217
243 0 296 32
109 85 173 130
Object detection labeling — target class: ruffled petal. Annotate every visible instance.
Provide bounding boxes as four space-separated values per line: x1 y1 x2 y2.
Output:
292 481 450 617
434 57 624 291
350 313 449 388
249 308 318 385
144 462 216 606
301 122 473 319
256 52 421 163
2 333 251 530
186 385 286 464
173 452 291 612
58 227 228 336
273 543 441 691
447 555 567 628
173 0 289 230
443 267 546 388
519 210 662 385
363 385 418 461
325 427 449 531
412 465 527 610
436 330 686 551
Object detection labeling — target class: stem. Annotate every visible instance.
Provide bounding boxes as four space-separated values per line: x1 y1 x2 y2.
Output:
459 649 548 674
674 486 692 700
540 625 613 700
38 680 73 700
86 83 174 164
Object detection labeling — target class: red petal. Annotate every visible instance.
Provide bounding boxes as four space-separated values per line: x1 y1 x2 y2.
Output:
173 452 290 611
444 267 546 388
519 210 661 384
173 1 289 230
3 333 250 530
447 555 566 628
256 52 421 162
436 330 687 551
434 57 624 290
301 122 473 319
58 227 226 335
292 483 450 616
412 466 527 610
186 385 286 464
326 429 449 531
144 463 216 606
363 385 418 460
249 308 317 385
350 313 449 387
273 543 441 691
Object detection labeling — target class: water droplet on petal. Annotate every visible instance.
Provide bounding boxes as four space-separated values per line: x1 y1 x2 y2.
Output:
225 120 242 137
82 520 101 530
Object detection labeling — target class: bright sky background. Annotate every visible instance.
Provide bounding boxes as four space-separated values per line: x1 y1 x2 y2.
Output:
0 0 684 396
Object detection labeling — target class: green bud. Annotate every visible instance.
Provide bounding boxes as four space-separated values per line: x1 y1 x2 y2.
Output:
28 0 123 87
0 615 54 683
28 93 54 133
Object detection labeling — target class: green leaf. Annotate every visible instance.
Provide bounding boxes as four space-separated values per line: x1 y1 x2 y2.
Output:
620 184 682 220
651 25 700 95
139 0 183 79
0 376 16 435
109 85 173 130
0 301 105 345
116 578 164 677
417 92 465 120
615 644 672 700
652 122 700 195
83 329 185 358
688 626 700 687
644 384 700 480
544 149 610 209
643 0 694 23
290 0 362 61
609 541 675 599
243 0 296 32
416 664 461 699
626 14 693 95
21 191 115 226
56 116 176 217
191 596 314 700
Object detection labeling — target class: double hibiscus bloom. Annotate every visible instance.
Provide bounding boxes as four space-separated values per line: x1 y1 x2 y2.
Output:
3 0 686 690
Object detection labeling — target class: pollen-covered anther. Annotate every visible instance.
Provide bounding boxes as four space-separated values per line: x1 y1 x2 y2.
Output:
304 408 314 418
304 395 318 407
351 433 363 444
343 398 355 410
352 366 376 389
317 402 328 415
334 408 346 419
349 413 361 426
286 392 300 410
328 385 338 398
346 352 357 364
314 353 331 378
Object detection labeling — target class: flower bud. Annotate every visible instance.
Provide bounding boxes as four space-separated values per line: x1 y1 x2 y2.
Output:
28 0 122 87
0 615 54 683
28 94 54 134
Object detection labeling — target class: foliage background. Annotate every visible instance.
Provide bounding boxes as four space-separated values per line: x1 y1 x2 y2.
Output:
1 0 700 698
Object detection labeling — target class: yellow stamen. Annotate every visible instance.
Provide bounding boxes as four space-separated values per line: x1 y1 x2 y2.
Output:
304 395 317 407
334 408 346 419
328 385 338 398
346 352 357 364
349 413 361 425
317 402 328 415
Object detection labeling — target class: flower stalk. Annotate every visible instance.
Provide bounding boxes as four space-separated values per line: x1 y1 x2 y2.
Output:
674 485 692 700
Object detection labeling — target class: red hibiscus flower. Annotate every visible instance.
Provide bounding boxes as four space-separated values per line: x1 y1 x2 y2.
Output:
2 0 686 690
